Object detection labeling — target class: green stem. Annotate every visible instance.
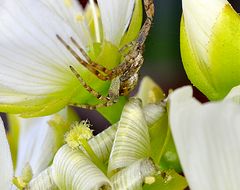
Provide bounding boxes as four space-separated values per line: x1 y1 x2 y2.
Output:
81 139 107 175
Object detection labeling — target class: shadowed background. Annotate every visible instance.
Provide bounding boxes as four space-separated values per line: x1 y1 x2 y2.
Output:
1 0 240 133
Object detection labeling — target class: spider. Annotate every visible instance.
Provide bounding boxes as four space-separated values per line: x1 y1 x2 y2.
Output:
57 0 154 110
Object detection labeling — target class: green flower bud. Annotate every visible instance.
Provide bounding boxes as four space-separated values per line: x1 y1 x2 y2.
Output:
181 0 240 100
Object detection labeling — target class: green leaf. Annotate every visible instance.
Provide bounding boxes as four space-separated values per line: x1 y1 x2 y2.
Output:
143 170 188 190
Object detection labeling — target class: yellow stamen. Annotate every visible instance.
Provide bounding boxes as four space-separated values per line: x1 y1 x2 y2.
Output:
65 120 93 149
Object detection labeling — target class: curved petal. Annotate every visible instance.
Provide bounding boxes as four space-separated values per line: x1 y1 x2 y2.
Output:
15 113 62 177
0 0 91 115
0 118 13 189
108 98 151 176
169 86 240 190
52 145 112 189
97 0 135 45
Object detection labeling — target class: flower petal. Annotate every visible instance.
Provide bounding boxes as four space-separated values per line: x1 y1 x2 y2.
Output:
0 0 90 115
182 0 228 63
169 86 240 190
111 158 157 189
0 118 13 189
41 0 92 45
52 145 112 189
15 113 62 177
108 98 151 176
97 0 135 45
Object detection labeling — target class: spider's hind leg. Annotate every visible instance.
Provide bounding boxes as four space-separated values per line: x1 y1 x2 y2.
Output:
69 66 120 110
70 66 110 102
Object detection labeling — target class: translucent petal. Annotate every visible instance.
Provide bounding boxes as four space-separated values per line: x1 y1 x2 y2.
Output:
97 0 135 45
169 86 240 190
15 115 59 177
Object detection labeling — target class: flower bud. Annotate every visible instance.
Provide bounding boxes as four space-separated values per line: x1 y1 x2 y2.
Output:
181 0 240 100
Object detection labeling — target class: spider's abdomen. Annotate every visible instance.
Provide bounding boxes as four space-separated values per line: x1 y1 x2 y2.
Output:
119 73 139 96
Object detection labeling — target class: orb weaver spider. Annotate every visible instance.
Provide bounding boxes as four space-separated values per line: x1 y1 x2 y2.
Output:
57 0 154 110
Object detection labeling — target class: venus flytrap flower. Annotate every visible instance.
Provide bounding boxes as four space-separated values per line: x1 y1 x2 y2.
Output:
65 120 108 174
181 0 240 100
0 112 70 189
169 86 240 190
0 0 142 118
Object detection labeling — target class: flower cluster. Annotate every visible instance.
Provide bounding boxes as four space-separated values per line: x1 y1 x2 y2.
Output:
1 0 240 189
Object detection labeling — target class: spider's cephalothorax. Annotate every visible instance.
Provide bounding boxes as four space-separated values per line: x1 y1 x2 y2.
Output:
57 0 154 109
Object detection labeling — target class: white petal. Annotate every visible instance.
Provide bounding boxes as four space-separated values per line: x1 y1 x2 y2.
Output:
0 0 88 101
0 118 13 189
97 0 135 45
182 0 228 64
15 115 58 177
169 86 240 190
41 0 92 45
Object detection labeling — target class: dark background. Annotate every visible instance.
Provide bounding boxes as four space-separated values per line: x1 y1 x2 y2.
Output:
1 0 240 132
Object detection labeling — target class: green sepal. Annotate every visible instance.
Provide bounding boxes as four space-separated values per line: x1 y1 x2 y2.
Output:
159 131 182 173
143 170 188 190
180 16 216 100
7 114 20 169
120 0 143 47
149 113 168 164
136 76 165 106
208 5 240 100
97 96 128 124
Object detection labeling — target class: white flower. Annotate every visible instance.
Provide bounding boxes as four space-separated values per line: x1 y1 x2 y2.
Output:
180 0 240 100
169 86 240 190
0 113 66 189
0 0 137 117
182 0 228 64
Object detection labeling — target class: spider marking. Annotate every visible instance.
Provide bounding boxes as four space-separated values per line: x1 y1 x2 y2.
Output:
57 0 154 110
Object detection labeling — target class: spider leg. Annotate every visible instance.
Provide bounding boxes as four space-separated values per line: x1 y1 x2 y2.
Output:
69 66 121 110
70 37 112 75
119 41 135 56
69 66 111 102
56 34 111 81
103 0 155 78
70 100 116 110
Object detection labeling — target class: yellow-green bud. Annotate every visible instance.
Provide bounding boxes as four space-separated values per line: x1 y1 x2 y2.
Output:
181 0 240 100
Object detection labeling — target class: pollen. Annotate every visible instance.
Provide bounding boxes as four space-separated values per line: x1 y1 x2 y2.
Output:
65 120 93 149
144 176 156 185
64 0 73 8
